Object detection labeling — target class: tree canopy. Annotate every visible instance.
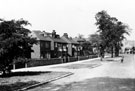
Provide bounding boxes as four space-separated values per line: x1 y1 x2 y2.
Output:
95 10 129 57
81 41 93 55
0 19 37 75
89 34 101 47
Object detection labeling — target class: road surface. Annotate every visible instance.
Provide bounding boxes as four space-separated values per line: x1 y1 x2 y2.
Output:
28 54 135 91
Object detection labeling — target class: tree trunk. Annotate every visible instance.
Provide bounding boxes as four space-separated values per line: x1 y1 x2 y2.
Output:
115 43 119 57
2 70 6 76
115 49 119 57
111 46 114 58
100 48 105 61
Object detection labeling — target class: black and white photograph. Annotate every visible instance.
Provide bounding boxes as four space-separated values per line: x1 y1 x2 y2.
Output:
0 0 135 91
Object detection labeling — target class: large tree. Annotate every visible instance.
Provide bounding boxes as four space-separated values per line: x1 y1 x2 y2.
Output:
95 10 129 57
0 19 37 75
113 21 129 56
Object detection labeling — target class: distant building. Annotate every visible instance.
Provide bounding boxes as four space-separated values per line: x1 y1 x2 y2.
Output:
73 37 86 45
73 37 86 56
61 33 79 57
122 40 135 53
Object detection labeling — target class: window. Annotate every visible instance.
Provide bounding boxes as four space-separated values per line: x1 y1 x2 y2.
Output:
55 43 57 47
45 42 50 48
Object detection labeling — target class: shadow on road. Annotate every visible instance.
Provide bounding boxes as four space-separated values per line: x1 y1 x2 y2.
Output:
0 71 51 77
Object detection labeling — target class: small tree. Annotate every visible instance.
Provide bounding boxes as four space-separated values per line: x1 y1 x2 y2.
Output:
88 34 102 55
81 41 93 55
0 19 37 75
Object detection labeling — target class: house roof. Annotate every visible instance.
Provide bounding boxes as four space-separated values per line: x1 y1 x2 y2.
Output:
34 31 67 43
73 37 86 42
50 37 67 43
70 39 79 44
62 36 79 44
33 31 51 41
42 31 52 36
43 31 67 43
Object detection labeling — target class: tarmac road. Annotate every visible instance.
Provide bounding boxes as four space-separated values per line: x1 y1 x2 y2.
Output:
28 54 135 91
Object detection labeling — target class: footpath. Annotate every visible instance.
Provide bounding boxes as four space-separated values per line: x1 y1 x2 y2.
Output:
13 57 101 73
12 57 102 91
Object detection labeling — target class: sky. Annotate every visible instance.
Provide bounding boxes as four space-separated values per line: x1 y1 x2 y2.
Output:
0 0 135 40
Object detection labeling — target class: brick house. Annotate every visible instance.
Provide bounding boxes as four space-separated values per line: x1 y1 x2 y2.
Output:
31 30 68 59
61 33 79 57
44 30 68 58
30 31 51 59
73 37 86 56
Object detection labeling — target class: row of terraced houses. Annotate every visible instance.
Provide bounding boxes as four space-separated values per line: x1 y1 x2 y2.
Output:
30 30 86 59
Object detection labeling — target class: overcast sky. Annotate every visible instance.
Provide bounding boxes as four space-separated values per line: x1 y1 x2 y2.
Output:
0 0 135 40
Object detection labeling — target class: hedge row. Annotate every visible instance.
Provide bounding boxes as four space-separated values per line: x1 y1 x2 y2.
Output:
14 55 98 69
79 56 89 60
27 58 63 67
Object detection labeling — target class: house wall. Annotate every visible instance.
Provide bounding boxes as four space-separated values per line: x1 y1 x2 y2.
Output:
31 43 40 58
61 36 72 56
68 44 72 56
40 41 51 58
51 41 54 50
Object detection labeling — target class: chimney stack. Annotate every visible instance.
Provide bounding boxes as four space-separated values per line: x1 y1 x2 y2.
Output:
63 33 68 38
52 30 56 38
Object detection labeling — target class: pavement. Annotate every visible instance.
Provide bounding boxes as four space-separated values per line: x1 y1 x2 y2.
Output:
12 57 101 73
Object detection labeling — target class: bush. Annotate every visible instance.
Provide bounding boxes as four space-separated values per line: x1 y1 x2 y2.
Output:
27 58 63 67
91 55 98 58
68 57 77 62
15 62 25 69
79 56 89 61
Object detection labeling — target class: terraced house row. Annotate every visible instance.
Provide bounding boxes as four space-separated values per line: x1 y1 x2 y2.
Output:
30 30 86 59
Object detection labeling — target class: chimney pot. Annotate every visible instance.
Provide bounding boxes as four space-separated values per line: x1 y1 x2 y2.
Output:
63 33 68 38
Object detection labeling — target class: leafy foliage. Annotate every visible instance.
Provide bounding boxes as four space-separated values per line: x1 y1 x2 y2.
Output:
95 10 129 57
89 34 101 47
81 41 93 55
88 34 101 55
0 19 37 75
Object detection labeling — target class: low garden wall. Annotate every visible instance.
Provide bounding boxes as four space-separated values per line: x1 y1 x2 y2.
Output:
13 55 98 69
